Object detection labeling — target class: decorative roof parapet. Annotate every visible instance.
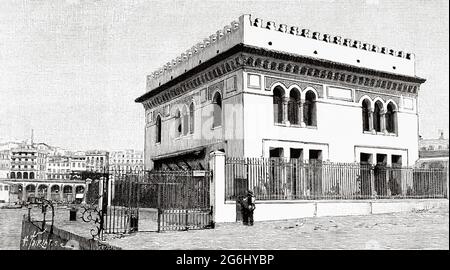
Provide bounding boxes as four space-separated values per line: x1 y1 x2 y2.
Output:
144 14 417 94
247 16 414 60
148 19 242 82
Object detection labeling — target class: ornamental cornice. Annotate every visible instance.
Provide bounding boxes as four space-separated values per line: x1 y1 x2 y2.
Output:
239 50 421 97
142 55 244 110
141 45 423 110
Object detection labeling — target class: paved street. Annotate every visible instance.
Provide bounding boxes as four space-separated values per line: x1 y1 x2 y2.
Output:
1 204 448 250
106 206 449 250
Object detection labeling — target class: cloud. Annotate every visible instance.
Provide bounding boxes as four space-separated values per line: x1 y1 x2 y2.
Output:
366 0 380 5
65 0 81 5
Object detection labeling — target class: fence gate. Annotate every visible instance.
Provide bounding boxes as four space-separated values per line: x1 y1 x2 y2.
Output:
84 171 139 238
140 170 214 232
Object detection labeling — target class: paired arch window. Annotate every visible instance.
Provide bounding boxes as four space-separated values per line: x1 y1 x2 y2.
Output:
303 90 317 126
212 92 222 128
180 102 195 135
288 89 300 125
385 102 396 133
189 102 195 134
373 101 383 132
273 86 317 127
155 101 195 144
182 106 189 136
273 86 284 124
362 99 371 132
11 172 15 179
175 109 182 137
155 115 162 143
361 98 398 134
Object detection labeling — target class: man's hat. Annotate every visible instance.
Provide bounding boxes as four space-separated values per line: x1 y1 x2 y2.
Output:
247 190 254 195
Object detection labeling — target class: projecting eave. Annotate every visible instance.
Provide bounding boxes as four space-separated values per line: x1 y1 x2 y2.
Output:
135 44 426 104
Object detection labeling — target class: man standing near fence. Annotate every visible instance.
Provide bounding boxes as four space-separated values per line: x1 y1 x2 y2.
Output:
241 190 256 226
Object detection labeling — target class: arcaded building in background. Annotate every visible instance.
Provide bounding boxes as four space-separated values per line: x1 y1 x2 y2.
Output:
136 14 426 171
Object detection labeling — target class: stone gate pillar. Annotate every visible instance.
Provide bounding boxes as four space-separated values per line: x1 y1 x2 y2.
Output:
209 151 235 223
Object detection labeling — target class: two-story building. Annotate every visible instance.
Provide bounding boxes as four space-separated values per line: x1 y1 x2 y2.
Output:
136 14 426 171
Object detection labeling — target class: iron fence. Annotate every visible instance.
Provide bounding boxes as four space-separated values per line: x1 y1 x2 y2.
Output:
141 170 211 210
225 157 448 201
157 208 214 232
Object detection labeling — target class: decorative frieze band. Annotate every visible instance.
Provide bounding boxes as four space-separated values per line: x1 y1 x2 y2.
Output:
241 51 420 96
141 46 422 110
143 55 243 110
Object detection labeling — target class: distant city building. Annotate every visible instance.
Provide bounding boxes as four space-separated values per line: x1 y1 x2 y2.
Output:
0 141 22 152
46 155 71 180
0 150 10 179
0 180 10 203
10 143 47 180
85 150 109 172
417 130 449 168
109 149 144 172
69 155 87 173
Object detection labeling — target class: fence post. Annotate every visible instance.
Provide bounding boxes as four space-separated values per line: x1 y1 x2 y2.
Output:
209 151 233 223
98 178 103 210
446 164 449 200
107 175 112 207
370 167 375 198
157 208 161 232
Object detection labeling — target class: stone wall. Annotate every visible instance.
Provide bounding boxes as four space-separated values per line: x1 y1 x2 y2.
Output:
20 216 121 250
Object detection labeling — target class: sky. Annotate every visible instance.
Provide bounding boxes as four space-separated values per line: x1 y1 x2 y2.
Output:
0 0 448 151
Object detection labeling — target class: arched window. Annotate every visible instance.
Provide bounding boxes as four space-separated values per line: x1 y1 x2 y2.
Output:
29 172 35 179
373 101 383 132
23 172 28 179
288 88 301 125
175 109 182 137
303 90 317 126
362 99 371 132
212 92 222 128
10 172 15 179
155 115 162 143
189 102 195 134
17 172 22 179
273 86 284 124
182 105 189 135
385 102 397 133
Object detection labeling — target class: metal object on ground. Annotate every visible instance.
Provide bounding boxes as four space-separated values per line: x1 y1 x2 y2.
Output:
69 206 77 221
